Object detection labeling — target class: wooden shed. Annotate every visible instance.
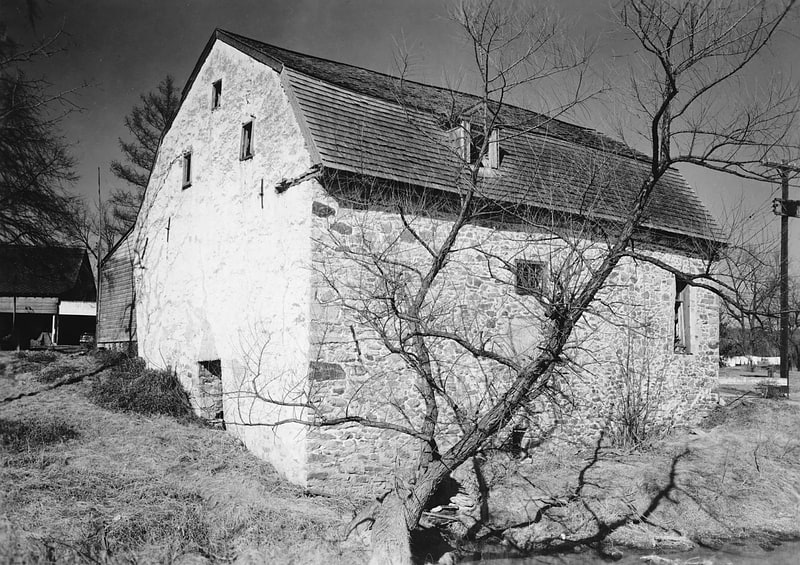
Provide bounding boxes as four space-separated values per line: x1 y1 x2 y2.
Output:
0 246 97 349
96 232 137 353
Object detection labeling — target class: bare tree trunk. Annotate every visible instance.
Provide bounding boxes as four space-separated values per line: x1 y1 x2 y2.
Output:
367 493 414 565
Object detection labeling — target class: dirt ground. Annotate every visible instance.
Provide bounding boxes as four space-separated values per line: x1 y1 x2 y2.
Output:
2 351 799 564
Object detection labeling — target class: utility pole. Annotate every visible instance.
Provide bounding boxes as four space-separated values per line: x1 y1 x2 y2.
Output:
765 161 800 394
97 167 102 285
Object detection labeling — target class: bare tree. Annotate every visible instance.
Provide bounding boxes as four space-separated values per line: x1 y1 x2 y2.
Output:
218 2 800 563
65 194 118 265
0 11 80 245
109 75 180 236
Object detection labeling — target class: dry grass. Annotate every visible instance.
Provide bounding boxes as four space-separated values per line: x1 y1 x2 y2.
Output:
0 351 367 565
5 350 798 561
487 397 800 552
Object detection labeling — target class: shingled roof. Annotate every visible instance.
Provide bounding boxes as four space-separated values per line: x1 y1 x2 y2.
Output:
195 30 722 243
0 246 96 300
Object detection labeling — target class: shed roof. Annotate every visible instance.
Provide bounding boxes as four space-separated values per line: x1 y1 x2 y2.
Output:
0 246 96 300
200 30 722 243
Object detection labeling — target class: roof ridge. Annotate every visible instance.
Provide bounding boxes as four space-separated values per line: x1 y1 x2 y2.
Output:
217 30 490 105
216 30 616 139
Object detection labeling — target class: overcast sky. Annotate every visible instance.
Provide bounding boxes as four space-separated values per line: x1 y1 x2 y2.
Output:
4 0 799 266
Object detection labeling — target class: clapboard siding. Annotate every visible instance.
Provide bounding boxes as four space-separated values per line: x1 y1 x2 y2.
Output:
97 234 136 345
0 297 59 314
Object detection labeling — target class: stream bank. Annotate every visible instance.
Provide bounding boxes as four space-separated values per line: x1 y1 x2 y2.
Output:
420 395 800 564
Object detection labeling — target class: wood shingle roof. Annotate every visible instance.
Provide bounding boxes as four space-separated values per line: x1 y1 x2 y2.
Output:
205 30 722 243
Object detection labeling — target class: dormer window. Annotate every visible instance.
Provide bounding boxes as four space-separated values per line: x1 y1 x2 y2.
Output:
487 129 499 169
212 80 222 109
449 121 469 163
450 119 499 169
469 126 485 165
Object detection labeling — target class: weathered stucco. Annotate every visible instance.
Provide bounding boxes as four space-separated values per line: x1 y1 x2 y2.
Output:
134 40 316 482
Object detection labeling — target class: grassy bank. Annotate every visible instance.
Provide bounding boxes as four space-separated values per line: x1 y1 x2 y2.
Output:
0 351 366 564
2 351 799 563
483 394 800 555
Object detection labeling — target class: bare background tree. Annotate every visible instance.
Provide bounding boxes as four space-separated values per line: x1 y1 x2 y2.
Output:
0 3 80 245
108 75 180 238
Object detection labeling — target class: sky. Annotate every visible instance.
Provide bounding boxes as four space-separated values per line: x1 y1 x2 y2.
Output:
3 0 799 268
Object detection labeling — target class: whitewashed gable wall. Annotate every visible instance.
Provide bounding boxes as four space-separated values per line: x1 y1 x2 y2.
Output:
134 41 316 482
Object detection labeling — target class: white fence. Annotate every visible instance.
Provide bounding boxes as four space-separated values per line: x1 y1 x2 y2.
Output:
721 355 781 367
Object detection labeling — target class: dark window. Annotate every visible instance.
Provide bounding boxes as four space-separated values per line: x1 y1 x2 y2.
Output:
199 359 221 378
212 79 222 109
182 152 192 188
515 260 544 295
198 360 224 423
240 121 254 160
469 129 485 165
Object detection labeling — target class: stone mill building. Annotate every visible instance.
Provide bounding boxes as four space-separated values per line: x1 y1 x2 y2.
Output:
98 30 722 494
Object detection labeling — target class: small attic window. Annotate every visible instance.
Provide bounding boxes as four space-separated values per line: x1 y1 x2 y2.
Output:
212 79 222 109
240 121 254 160
451 120 499 169
182 152 192 188
470 129 485 164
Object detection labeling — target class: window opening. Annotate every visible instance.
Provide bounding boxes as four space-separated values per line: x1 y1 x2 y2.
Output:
182 152 192 188
515 260 545 296
451 120 499 169
240 121 254 160
212 79 222 109
470 129 485 165
198 360 224 425
674 277 691 353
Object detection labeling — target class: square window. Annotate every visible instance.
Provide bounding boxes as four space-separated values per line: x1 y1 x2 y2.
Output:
515 260 544 295
240 121 254 160
212 79 222 109
182 152 192 188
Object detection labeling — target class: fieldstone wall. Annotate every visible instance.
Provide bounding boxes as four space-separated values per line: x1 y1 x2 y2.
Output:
306 196 718 495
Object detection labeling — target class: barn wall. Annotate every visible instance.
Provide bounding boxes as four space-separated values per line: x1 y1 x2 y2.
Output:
306 199 719 495
97 233 137 350
133 40 316 483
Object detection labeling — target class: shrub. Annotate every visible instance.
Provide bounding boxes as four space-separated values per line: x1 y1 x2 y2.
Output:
0 418 79 452
89 358 197 420
37 364 74 383
607 326 673 450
